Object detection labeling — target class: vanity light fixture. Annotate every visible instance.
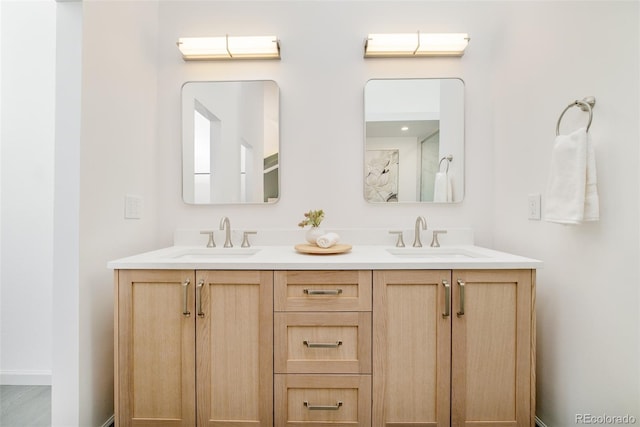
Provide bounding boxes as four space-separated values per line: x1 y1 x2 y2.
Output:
177 35 280 60
364 32 469 58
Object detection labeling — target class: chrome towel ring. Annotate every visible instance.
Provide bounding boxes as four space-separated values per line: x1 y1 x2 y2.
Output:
439 155 453 173
556 96 596 136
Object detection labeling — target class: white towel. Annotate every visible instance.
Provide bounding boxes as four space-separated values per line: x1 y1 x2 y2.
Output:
433 172 452 202
544 127 599 224
583 131 599 221
316 232 340 248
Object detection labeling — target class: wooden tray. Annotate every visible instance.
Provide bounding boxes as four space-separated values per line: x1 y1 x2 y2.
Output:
294 243 352 255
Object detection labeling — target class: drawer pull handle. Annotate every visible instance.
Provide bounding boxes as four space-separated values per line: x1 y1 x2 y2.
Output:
304 401 343 411
442 280 450 318
303 340 342 348
182 279 191 317
457 279 465 317
303 289 343 296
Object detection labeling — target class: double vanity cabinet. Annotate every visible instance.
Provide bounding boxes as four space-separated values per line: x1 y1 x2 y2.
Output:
111 245 538 427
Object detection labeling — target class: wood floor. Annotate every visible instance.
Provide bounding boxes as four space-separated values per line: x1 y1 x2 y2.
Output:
0 385 51 427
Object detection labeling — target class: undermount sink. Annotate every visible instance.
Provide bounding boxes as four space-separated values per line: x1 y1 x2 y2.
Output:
169 247 261 259
386 247 485 259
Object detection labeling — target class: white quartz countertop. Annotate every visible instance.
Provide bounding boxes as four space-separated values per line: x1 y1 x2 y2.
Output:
107 244 542 270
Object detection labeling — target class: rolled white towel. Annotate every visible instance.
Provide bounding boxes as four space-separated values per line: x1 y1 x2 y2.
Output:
316 232 340 248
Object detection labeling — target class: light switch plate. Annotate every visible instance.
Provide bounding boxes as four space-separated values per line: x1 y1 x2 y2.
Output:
528 193 541 220
125 195 143 219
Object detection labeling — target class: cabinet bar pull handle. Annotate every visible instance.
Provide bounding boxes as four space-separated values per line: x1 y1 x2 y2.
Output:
182 279 191 317
303 340 342 348
303 289 342 295
303 401 343 410
457 279 465 317
196 279 205 317
442 280 450 318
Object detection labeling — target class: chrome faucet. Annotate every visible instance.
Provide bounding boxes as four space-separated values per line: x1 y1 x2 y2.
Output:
219 216 233 248
413 216 428 247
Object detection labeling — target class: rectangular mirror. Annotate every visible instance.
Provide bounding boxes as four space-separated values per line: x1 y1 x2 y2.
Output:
364 78 464 203
182 80 280 204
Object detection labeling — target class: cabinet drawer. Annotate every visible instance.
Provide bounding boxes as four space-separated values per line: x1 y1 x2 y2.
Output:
275 312 371 374
274 271 372 311
275 374 371 426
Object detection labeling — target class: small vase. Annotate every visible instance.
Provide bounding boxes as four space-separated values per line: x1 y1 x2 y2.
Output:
305 227 325 245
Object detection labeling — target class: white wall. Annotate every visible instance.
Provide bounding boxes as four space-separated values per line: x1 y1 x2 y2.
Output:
490 2 639 424
79 1 161 425
0 0 55 386
52 1 82 425
0 0 3 385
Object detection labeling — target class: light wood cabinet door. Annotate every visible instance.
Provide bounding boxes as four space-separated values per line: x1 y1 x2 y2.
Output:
373 270 452 427
115 270 196 427
195 270 273 427
451 270 534 427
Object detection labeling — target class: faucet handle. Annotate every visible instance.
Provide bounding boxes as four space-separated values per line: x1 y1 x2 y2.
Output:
200 230 216 248
241 231 257 248
430 230 448 248
389 231 405 248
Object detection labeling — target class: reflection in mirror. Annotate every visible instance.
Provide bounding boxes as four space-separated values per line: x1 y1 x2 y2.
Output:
182 80 279 204
364 78 464 203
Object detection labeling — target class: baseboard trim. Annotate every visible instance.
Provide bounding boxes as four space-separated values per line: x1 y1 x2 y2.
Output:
536 415 550 427
0 370 52 385
101 414 115 427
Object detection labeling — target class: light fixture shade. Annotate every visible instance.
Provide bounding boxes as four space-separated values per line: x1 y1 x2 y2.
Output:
364 32 469 57
177 35 280 60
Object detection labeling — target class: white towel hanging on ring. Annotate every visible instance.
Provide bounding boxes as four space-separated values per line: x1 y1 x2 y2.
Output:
544 127 599 224
433 172 452 202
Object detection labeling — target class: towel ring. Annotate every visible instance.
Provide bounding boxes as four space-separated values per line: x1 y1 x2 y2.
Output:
439 155 453 173
556 96 596 136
